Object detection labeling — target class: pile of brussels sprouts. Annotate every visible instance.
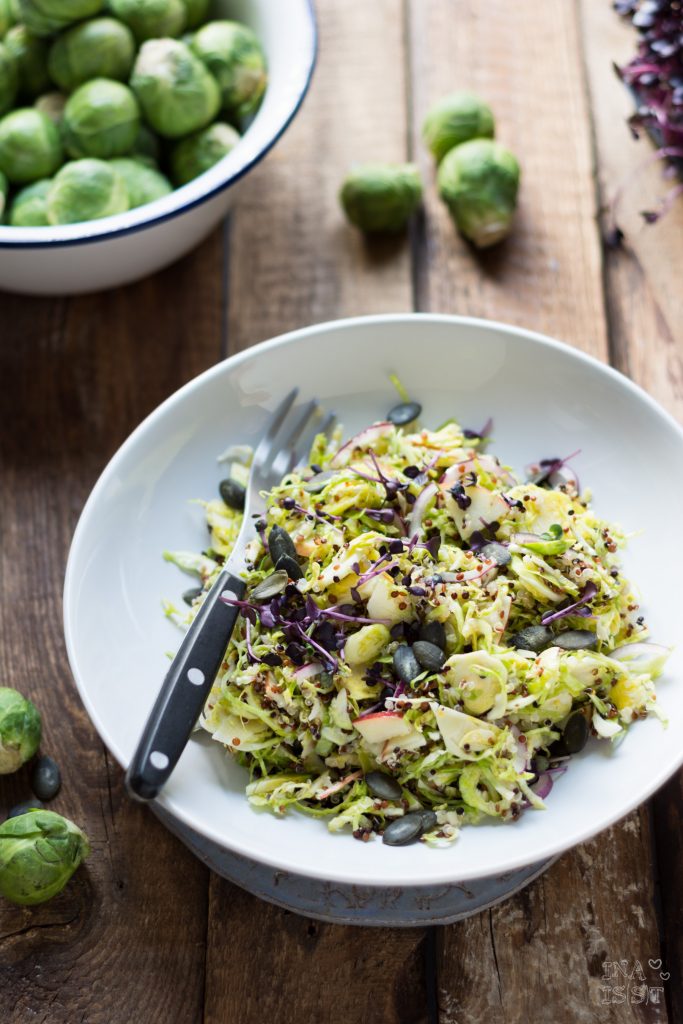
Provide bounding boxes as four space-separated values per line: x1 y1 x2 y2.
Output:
340 91 520 249
0 686 90 906
0 0 267 226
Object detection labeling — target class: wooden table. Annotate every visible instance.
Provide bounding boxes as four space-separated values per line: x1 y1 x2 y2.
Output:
1 2 681 1021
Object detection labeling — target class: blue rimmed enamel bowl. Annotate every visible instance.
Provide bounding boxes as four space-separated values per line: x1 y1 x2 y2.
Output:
0 0 316 295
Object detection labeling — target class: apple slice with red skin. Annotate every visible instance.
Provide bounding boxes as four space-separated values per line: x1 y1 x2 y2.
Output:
353 711 413 745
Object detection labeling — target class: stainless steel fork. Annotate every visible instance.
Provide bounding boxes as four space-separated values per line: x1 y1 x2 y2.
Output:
125 388 335 801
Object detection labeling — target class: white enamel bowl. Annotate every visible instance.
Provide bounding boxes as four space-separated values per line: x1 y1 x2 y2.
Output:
64 314 683 887
0 0 316 295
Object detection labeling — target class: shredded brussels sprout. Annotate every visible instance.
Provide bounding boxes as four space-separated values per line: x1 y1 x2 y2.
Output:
166 412 669 845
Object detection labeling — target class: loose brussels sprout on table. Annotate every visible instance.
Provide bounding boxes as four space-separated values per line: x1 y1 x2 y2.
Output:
63 77 139 158
16 0 105 38
47 157 128 222
340 162 423 233
0 39 17 115
422 91 495 163
0 107 62 182
48 16 135 92
109 0 185 43
109 155 171 206
170 120 239 185
0 687 41 773
130 37 219 138
437 138 520 248
191 20 267 122
8 175 50 223
0 810 90 905
4 24 50 98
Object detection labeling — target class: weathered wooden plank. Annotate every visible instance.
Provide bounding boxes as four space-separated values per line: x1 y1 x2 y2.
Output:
205 4 428 1023
579 0 683 417
408 0 607 358
224 0 413 354
407 2 667 1021
0 233 224 1024
580 3 683 1019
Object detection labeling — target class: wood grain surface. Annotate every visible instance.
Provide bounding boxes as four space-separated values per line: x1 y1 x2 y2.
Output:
0 1 680 1022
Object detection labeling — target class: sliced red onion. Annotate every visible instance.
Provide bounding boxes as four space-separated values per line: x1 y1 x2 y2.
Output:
530 772 554 800
408 481 439 537
330 422 394 468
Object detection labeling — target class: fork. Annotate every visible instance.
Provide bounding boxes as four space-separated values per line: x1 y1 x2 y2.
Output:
125 388 335 801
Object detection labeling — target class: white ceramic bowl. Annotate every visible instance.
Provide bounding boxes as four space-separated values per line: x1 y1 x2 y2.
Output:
0 0 316 296
64 314 683 887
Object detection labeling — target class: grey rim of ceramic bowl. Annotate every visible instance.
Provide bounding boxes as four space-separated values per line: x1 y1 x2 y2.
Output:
0 0 317 249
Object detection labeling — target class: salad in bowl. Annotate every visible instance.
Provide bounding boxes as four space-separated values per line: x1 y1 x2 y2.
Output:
165 386 669 848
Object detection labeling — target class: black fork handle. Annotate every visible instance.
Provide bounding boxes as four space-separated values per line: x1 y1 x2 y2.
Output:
125 569 246 801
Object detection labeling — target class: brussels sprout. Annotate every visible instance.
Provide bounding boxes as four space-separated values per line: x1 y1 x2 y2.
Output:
181 0 207 30
109 156 171 207
130 121 159 163
108 0 185 43
130 38 220 139
422 91 495 163
170 120 239 185
0 107 62 183
35 89 66 123
63 78 140 159
48 17 135 93
8 175 50 223
4 24 49 98
191 20 266 122
16 0 104 38
0 0 16 37
0 39 17 115
47 157 128 223
0 167 7 217
437 138 520 248
0 810 90 905
340 162 423 233
0 687 41 774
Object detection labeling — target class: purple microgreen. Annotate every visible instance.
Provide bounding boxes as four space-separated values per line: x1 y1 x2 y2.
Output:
450 482 472 510
296 623 338 669
540 582 599 626
526 450 581 486
362 508 395 524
